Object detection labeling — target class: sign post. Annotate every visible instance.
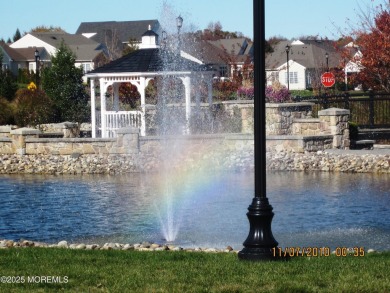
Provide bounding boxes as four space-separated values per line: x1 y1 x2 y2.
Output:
321 72 335 87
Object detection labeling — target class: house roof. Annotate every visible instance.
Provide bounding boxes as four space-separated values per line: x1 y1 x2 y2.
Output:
208 38 250 55
88 48 210 75
180 40 227 65
0 41 25 60
13 47 50 61
266 39 341 70
30 32 103 61
0 42 49 62
75 20 160 44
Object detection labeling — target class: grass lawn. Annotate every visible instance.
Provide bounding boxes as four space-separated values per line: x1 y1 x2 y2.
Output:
0 248 389 292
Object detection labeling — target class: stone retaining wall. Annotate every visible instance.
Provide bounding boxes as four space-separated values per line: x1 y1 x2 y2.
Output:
267 135 334 153
1 149 389 174
265 102 313 135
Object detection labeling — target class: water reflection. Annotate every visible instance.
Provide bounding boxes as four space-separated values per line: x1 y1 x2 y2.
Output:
0 172 389 250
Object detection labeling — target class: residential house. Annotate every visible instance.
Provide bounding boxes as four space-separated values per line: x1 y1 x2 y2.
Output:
10 32 104 76
266 39 342 90
343 42 362 89
207 38 253 79
0 41 50 76
75 20 161 59
180 39 228 79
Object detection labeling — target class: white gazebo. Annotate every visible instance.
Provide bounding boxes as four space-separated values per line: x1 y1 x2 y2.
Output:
86 27 214 138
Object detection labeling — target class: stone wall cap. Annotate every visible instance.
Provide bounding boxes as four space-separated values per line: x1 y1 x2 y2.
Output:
60 121 78 128
10 128 41 135
266 102 314 108
267 134 333 140
140 133 226 141
26 138 115 143
318 108 350 115
116 127 140 134
222 100 254 105
0 125 17 132
293 118 321 123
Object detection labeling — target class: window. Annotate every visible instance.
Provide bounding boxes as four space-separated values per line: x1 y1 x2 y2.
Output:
268 71 279 83
306 74 312 87
219 66 227 77
285 71 298 84
81 63 91 74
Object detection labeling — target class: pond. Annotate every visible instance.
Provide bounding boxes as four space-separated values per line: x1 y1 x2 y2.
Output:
0 171 389 251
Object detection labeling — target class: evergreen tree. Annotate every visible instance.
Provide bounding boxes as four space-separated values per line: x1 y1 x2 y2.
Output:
13 28 21 42
0 51 18 101
41 42 90 123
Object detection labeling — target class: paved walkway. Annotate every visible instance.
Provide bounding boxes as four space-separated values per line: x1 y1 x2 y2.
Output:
325 148 390 155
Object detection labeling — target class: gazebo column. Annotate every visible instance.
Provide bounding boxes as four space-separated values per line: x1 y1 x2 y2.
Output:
139 77 147 136
182 76 191 134
182 76 191 122
113 83 120 111
131 77 151 136
195 75 201 109
207 78 213 106
99 78 108 138
90 79 96 138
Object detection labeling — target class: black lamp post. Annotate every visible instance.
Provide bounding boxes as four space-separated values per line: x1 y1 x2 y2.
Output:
325 52 329 71
285 44 291 90
34 49 40 88
176 15 183 52
238 0 280 261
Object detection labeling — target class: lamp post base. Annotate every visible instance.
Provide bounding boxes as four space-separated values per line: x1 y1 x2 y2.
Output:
238 197 287 261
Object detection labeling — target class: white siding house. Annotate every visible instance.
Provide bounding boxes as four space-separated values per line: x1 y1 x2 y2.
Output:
266 39 343 90
10 32 104 79
267 60 306 90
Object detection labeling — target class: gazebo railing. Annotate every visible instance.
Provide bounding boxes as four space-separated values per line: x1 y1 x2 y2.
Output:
96 111 143 137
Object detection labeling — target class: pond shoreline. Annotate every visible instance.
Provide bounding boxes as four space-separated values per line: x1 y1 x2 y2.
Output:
0 239 382 254
0 150 389 174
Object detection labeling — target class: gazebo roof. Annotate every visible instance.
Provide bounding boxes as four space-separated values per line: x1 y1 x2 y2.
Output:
88 48 211 75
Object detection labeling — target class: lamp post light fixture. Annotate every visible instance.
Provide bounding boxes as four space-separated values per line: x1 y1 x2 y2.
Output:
325 52 329 71
34 48 40 88
176 15 183 52
285 44 291 91
161 30 168 50
238 0 282 261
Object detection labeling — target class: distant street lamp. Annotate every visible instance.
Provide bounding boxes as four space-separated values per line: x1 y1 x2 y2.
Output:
34 49 40 88
325 52 329 71
285 44 291 90
176 15 183 51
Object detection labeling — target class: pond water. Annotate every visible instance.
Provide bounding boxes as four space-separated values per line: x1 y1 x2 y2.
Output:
0 171 389 251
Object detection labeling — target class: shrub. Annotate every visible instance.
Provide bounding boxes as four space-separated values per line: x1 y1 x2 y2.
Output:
13 84 54 127
349 121 359 141
265 83 291 103
0 97 14 125
237 86 254 100
213 80 239 101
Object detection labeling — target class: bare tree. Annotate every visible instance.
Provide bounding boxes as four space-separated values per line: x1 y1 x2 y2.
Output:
104 29 122 61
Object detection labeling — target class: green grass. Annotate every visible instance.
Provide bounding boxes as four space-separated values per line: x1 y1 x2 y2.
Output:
0 248 389 292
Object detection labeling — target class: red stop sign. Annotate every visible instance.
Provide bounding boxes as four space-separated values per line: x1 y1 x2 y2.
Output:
321 72 335 87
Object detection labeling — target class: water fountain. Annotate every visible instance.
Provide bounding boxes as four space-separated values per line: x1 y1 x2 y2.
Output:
0 3 389 254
